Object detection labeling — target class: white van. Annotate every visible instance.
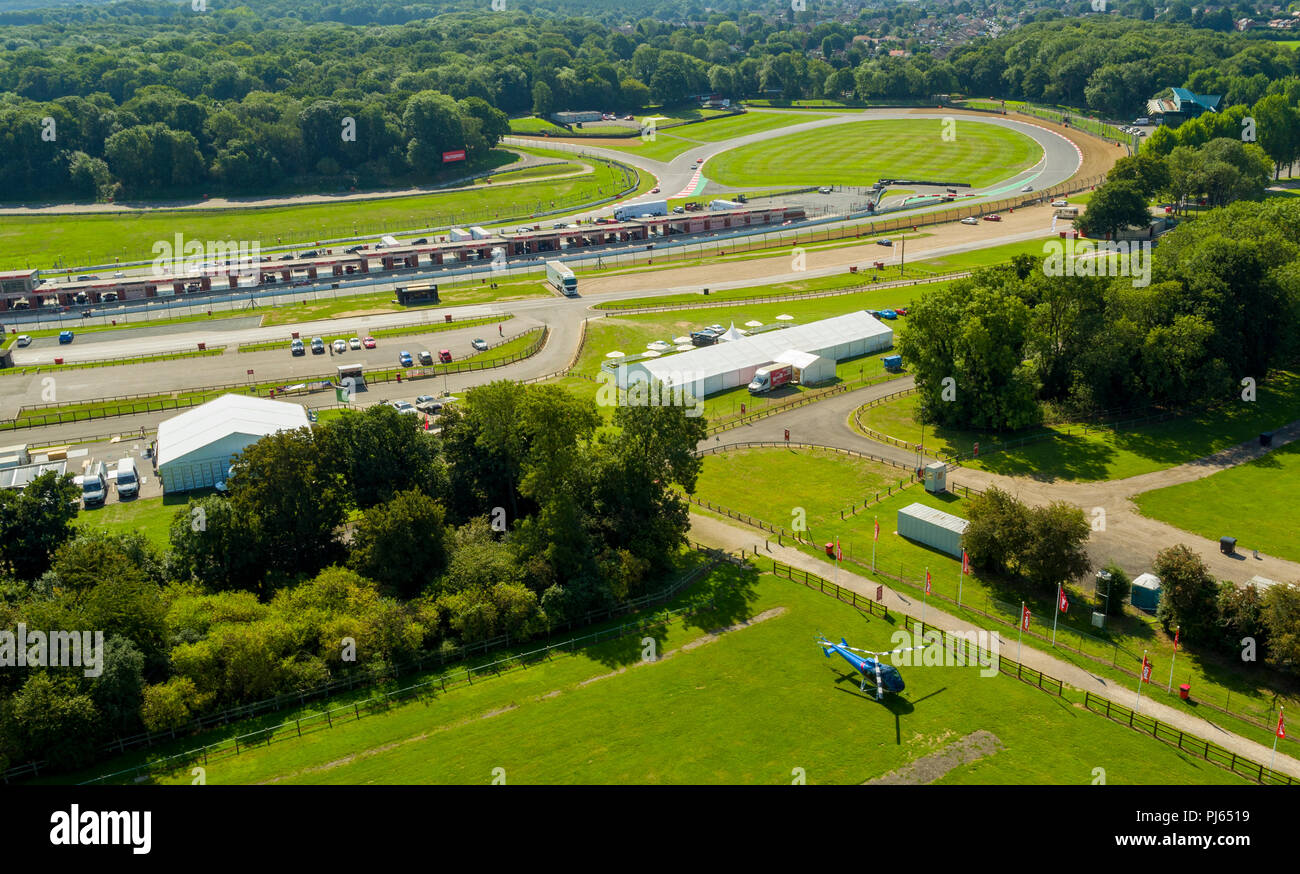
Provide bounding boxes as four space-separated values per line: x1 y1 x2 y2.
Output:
81 460 108 507
115 457 139 499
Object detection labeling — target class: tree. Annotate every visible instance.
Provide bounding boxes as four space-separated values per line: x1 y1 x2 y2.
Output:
403 90 465 173
962 487 1031 577
531 80 554 118
1261 582 1300 673
1019 502 1092 593
167 495 264 591
1217 582 1268 658
348 491 448 598
1098 562 1132 617
1154 545 1220 641
1107 152 1170 198
0 471 80 581
1077 179 1151 239
315 403 447 510
228 428 346 582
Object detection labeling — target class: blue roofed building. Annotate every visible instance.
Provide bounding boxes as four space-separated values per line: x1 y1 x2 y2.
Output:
1146 87 1222 127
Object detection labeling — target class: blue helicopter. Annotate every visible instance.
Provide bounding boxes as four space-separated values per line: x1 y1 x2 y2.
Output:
817 635 932 700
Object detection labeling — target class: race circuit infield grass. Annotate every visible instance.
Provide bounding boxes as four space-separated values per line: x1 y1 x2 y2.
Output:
688 449 1300 750
1133 439 1300 563
855 372 1300 483
705 118 1042 190
0 150 632 271
93 568 1251 785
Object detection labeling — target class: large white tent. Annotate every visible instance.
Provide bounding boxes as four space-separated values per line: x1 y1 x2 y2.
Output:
617 310 892 398
156 394 309 493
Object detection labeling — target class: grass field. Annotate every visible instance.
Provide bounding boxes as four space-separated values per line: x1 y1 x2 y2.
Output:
856 372 1300 482
1133 440 1300 563
689 448 1300 748
86 568 1252 785
78 492 196 549
583 111 835 162
706 119 1041 189
0 149 633 271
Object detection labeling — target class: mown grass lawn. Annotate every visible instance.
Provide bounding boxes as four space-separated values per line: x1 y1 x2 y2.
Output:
706 119 1041 189
0 150 627 270
689 447 1300 749
1134 440 1300 563
102 569 1249 785
857 372 1300 483
77 491 206 550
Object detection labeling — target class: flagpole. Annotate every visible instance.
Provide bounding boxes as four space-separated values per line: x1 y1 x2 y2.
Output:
1167 625 1179 693
872 516 878 573
957 552 964 608
1051 583 1061 646
1135 650 1147 713
1017 601 1024 663
1271 706 1283 770
922 566 928 626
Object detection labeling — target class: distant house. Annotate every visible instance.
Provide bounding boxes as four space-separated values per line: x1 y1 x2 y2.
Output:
1146 87 1222 127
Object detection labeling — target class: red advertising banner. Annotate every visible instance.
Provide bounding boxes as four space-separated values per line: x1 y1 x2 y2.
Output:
442 150 466 163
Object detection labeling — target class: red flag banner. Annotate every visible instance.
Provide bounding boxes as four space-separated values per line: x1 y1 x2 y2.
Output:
1021 605 1031 631
961 550 971 575
1174 626 1180 652
442 149 466 163
1278 712 1286 740
835 538 843 561
1059 587 1069 613
924 570 932 595
873 517 880 542
875 585 883 602
1141 656 1153 684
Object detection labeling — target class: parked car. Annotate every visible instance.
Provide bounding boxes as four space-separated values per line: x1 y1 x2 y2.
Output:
412 237 428 244
438 349 453 363
672 206 685 214
310 337 325 354
299 250 319 258
1051 199 1069 208
818 186 832 194
363 336 377 349
330 339 344 354
982 214 1002 222
391 401 417 415
471 338 488 351
349 337 361 350
291 339 305 356
416 399 443 414
418 350 433 365
877 238 893 247
879 309 898 320
58 330 74 344
398 350 414 367
961 216 979 225
894 307 909 316
15 335 31 347
415 395 436 405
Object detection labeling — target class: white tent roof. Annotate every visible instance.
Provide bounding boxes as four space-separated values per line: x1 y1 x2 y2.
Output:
719 323 746 342
631 311 891 386
156 394 309 467
1132 573 1161 590
775 349 824 369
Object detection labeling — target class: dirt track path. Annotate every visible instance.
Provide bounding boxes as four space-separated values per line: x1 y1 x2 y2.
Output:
688 512 1300 781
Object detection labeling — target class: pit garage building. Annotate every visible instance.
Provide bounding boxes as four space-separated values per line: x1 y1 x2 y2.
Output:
897 502 969 558
156 394 309 494
616 310 891 398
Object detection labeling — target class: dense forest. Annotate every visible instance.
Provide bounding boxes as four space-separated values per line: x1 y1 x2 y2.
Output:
2 0 1300 199
0 382 707 773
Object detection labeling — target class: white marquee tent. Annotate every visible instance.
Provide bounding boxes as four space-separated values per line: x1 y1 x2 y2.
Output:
156 394 309 494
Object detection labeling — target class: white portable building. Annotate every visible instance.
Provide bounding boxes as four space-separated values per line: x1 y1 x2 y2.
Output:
897 502 968 558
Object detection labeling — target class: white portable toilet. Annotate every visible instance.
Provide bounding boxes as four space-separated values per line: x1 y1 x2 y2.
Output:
923 461 947 493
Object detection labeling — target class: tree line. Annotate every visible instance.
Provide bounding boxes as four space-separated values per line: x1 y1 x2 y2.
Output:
4 4 1300 199
0 380 706 774
899 198 1300 432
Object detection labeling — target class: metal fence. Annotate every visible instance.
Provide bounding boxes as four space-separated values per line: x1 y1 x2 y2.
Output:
0 345 227 376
